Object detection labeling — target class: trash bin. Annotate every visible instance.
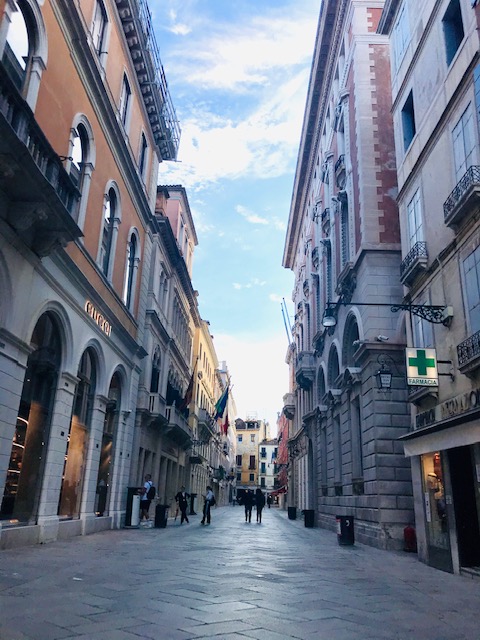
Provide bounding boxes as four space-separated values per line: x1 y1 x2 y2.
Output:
336 515 354 545
125 487 140 527
288 506 297 520
155 504 169 528
303 509 315 528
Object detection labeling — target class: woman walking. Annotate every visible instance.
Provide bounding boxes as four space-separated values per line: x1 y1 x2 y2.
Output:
255 488 266 523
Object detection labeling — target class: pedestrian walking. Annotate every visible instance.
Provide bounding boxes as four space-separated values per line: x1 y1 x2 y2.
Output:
244 489 254 523
255 488 266 523
139 474 155 523
175 486 190 524
267 494 272 508
200 486 215 525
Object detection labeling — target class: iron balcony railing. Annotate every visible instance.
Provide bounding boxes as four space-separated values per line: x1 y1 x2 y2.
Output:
444 165 480 220
117 0 181 160
400 241 428 279
457 330 480 368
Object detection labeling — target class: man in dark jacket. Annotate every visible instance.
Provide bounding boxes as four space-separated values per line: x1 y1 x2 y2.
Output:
244 489 254 523
175 486 190 524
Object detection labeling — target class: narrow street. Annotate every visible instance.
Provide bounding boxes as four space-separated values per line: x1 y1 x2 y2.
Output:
1 506 479 640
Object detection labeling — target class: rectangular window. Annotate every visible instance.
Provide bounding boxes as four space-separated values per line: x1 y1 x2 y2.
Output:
139 133 148 177
443 0 464 66
393 3 409 69
92 0 107 55
236 472 241 482
401 91 416 151
249 455 256 470
249 473 255 482
236 454 242 467
413 301 434 348
260 447 266 458
250 434 255 443
237 435 242 443
407 189 423 247
261 462 266 474
452 103 476 182
463 247 480 334
260 477 266 488
119 75 131 128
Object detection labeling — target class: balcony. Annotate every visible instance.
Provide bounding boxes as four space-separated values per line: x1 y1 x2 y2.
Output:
0 66 82 256
115 0 180 160
283 392 295 419
400 241 428 287
165 405 192 447
295 350 315 390
198 407 216 440
444 165 480 229
457 330 480 377
148 392 166 416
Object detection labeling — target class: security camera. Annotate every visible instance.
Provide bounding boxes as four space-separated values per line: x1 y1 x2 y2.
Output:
352 339 360 347
375 335 389 342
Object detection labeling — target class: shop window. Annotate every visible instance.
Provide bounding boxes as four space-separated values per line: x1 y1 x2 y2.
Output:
95 373 121 516
442 0 464 66
422 452 449 553
1 312 61 522
58 349 96 519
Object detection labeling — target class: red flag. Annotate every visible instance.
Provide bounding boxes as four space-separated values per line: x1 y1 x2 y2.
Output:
222 412 229 435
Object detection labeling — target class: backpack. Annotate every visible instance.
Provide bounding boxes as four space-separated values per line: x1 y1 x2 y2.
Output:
146 484 156 500
210 495 216 506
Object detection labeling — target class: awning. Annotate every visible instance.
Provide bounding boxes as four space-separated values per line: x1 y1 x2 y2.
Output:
269 486 287 496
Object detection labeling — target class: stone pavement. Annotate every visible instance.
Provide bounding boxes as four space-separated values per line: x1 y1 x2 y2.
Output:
1 505 480 640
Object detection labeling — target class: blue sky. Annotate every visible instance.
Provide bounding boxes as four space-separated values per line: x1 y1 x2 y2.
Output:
154 0 320 432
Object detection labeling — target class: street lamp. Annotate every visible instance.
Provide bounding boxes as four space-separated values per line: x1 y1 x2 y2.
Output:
321 300 453 328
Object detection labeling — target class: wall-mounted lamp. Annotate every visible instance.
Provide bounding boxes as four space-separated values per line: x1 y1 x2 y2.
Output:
322 300 453 328
375 357 393 390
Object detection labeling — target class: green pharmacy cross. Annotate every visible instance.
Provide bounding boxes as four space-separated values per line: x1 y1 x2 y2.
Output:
406 348 438 386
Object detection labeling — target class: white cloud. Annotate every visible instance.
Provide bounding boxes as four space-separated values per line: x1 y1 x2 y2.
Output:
233 278 267 290
236 205 268 225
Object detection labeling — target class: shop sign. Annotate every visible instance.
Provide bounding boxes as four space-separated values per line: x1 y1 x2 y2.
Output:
84 300 112 337
406 348 438 386
415 387 480 430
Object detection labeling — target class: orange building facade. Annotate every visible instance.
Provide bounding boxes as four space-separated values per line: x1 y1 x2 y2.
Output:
0 0 179 547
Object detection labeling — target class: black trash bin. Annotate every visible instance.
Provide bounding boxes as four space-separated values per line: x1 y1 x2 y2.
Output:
336 515 354 545
303 509 315 528
287 506 297 520
155 504 169 528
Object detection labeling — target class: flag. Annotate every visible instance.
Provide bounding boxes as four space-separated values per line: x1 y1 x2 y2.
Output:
222 412 229 436
179 371 194 412
214 386 229 420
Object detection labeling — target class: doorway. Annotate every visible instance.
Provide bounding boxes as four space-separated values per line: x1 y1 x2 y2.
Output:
448 445 480 568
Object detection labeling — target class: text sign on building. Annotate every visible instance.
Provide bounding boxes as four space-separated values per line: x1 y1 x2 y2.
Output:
84 300 112 337
406 348 438 386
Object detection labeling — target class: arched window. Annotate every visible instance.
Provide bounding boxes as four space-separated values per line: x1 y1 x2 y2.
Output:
123 231 140 312
342 315 360 367
58 348 97 519
0 0 47 108
1 312 61 522
99 185 121 280
328 345 340 388
150 347 161 393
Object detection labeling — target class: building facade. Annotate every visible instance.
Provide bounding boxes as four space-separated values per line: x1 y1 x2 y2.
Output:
283 0 414 550
258 438 278 492
234 418 268 497
379 0 480 574
0 0 179 547
133 185 198 513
